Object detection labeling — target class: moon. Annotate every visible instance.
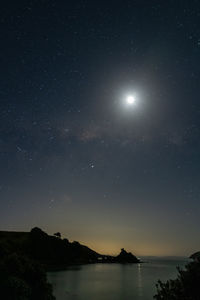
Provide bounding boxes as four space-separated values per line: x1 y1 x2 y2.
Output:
126 95 135 105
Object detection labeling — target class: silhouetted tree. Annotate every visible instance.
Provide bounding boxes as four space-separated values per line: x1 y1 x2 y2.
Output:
190 251 200 262
54 232 61 239
154 260 200 300
30 227 48 239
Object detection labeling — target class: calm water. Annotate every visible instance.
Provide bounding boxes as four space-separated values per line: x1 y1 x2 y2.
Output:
48 258 188 300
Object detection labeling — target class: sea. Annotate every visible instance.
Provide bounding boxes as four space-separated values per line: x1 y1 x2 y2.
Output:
47 257 189 300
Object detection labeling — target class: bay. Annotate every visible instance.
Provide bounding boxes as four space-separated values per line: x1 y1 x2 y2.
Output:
48 258 189 300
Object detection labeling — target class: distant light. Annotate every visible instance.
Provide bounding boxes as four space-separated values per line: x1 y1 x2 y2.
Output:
126 95 135 105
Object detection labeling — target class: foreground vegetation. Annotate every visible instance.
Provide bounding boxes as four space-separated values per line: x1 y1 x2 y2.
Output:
154 259 200 300
0 253 55 300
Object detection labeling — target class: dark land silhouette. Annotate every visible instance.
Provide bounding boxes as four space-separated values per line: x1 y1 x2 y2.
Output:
1 228 200 300
115 248 139 263
0 227 140 299
0 227 140 270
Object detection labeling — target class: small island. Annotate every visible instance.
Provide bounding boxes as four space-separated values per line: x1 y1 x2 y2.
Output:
115 248 140 263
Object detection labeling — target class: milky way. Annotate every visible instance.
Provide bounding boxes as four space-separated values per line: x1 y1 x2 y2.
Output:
1 1 200 256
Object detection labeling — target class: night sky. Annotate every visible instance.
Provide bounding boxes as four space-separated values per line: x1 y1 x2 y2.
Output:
1 0 200 256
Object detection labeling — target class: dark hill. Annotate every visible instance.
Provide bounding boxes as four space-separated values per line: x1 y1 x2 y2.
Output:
0 228 101 269
0 228 140 270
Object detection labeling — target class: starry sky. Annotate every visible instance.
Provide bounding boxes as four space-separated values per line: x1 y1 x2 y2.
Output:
1 0 200 256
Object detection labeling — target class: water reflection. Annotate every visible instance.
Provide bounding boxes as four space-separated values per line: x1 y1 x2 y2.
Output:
137 263 143 298
48 259 188 300
119 264 129 299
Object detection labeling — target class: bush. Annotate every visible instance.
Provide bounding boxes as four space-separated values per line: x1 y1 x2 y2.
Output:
154 260 200 300
0 253 55 300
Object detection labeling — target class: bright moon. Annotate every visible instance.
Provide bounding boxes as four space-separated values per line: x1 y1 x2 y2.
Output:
126 95 135 105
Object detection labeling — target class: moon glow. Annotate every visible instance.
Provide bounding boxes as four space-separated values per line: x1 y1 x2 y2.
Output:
126 95 135 105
